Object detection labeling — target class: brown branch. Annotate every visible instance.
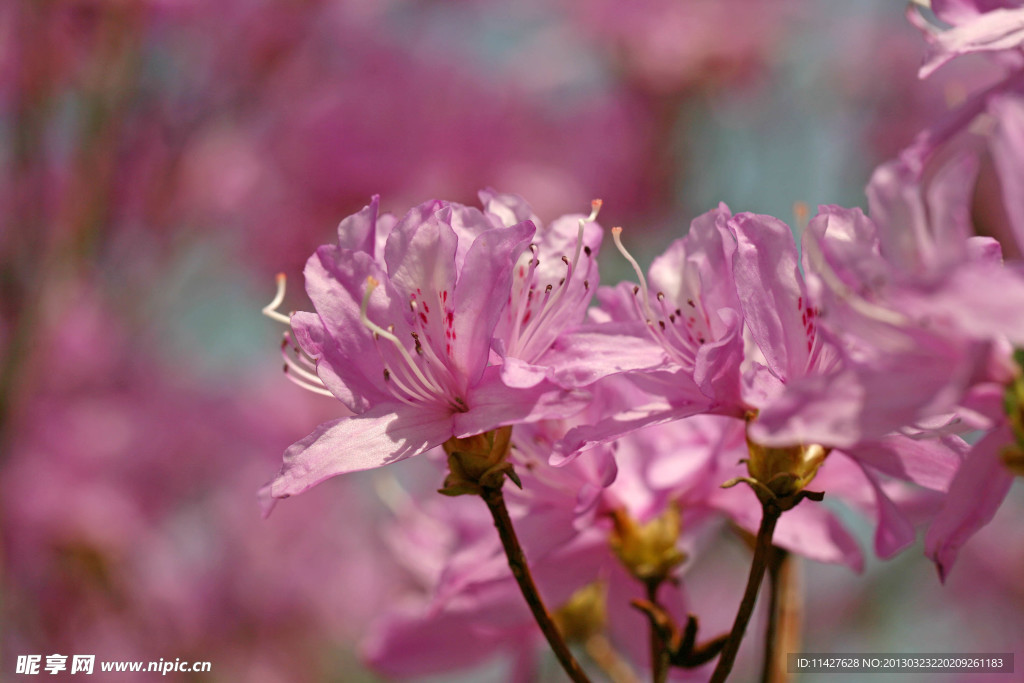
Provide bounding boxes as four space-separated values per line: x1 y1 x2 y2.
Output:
708 501 782 683
481 486 591 683
645 580 670 683
762 549 802 683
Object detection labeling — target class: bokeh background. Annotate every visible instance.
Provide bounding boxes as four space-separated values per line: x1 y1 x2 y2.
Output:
2 0 1021 681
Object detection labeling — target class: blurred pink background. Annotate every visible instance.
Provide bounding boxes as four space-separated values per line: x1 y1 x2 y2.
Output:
2 1 1020 681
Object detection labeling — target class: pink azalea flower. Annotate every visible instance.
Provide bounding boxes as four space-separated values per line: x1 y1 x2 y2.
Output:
738 206 989 447
912 0 1024 79
725 210 970 559
260 196 590 512
364 413 706 679
552 204 748 456
748 197 1022 575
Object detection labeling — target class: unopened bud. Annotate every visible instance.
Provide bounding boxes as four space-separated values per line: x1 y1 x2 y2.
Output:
744 437 829 500
553 581 608 644
609 504 686 584
1003 350 1024 478
438 426 517 496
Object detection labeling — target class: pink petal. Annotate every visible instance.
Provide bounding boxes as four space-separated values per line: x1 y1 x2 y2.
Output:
498 356 549 389
847 434 967 492
260 402 453 515
692 306 745 403
539 322 669 388
988 93 1024 251
730 212 810 382
751 339 977 449
920 8 1024 78
289 311 368 411
932 0 1020 25
336 194 394 260
452 221 535 386
452 366 590 438
297 247 394 410
867 153 978 275
802 205 887 298
446 203 504 269
711 484 864 571
553 394 714 465
479 187 542 227
858 466 917 559
925 425 1016 581
896 263 1024 344
383 201 459 309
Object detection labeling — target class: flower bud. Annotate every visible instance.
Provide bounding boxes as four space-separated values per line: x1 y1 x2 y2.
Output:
1003 353 1024 478
744 436 830 500
438 426 517 495
553 581 608 644
609 504 686 585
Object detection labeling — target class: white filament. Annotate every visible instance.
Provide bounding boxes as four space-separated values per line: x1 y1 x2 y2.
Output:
262 273 291 325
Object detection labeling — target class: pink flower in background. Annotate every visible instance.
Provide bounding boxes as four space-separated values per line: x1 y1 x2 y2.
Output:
913 0 1024 78
261 196 591 509
364 412 710 679
1 283 398 682
568 0 796 94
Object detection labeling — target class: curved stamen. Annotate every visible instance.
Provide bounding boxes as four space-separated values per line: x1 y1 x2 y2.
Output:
514 200 602 357
507 247 541 356
263 273 292 325
803 233 910 327
279 331 334 397
360 277 464 410
281 338 326 387
360 278 441 394
611 227 654 322
283 366 335 397
379 359 433 406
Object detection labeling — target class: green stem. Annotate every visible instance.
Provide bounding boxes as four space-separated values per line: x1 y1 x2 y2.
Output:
481 486 592 683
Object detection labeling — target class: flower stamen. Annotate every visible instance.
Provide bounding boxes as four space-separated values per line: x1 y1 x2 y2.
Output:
511 201 602 358
262 273 291 325
612 227 654 322
359 277 464 410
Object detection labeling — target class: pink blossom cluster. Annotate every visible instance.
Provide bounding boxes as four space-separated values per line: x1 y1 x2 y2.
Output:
2 1 811 679
261 1 1024 677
